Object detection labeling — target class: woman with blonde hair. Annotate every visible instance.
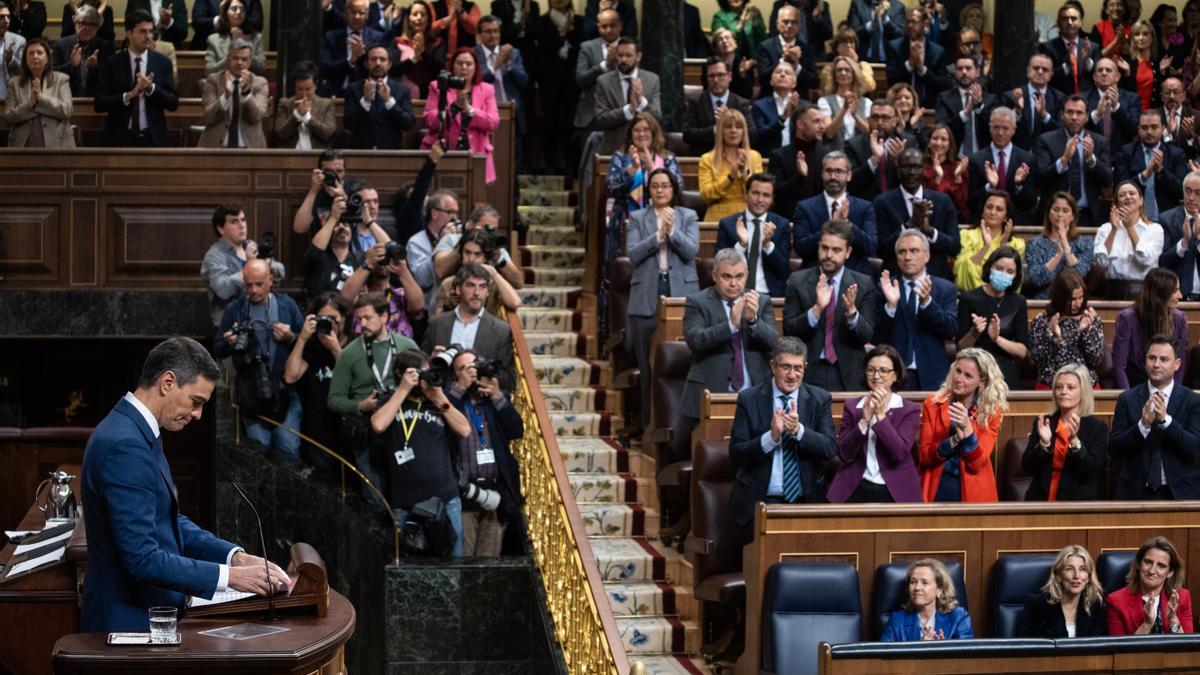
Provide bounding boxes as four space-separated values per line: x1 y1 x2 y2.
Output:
918 348 1008 502
699 107 763 221
881 558 974 641
1019 545 1107 637
826 27 875 91
887 82 929 145
1107 536 1193 635
1126 20 1169 108
1022 365 1107 501
818 54 872 142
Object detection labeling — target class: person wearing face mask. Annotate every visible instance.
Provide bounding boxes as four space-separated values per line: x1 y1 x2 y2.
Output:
918 348 1007 502
1022 365 1107 501
1106 537 1194 633
1029 269 1104 389
881 559 973 641
1095 180 1165 299
1018 545 1108 636
956 247 1028 388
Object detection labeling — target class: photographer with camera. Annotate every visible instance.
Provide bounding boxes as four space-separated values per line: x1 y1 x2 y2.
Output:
327 292 420 489
336 177 395 256
369 348 471 557
432 203 524 289
284 292 350 478
434 228 522 315
213 259 305 458
445 348 524 556
339 242 427 341
407 187 462 312
292 148 346 235
303 200 361 301
423 263 515 391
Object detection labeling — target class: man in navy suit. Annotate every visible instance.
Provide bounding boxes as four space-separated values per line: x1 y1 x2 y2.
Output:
935 56 994 156
727 336 836 527
95 10 178 147
876 229 958 391
847 0 906 64
875 148 960 280
319 0 386 97
191 0 264 49
1156 172 1200 299
844 98 917 200
1037 3 1099 95
1084 58 1142 153
792 151 877 274
768 0 832 56
967 107 1040 223
476 15 529 138
1033 94 1114 228
715 173 792 298
756 5 818 94
1001 53 1064 151
752 61 801 155
885 5 947 108
1108 336 1200 500
683 57 756 155
345 44 414 150
81 337 288 632
1115 109 1188 221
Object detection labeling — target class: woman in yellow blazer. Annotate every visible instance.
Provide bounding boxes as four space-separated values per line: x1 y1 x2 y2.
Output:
698 107 762 222
5 39 75 148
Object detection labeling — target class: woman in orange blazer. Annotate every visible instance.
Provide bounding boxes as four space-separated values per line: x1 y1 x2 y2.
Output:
919 348 1008 502
421 46 500 184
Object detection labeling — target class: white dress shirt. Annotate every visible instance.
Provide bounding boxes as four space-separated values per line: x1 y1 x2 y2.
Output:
450 306 483 348
857 392 904 484
1172 211 1200 292
1093 218 1164 282
125 48 155 131
734 209 775 295
292 107 313 150
1136 380 1173 486
760 382 806 496
772 92 792 146
620 67 649 120
719 294 753 392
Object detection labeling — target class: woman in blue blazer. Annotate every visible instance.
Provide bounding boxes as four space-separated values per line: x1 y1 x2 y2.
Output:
881 558 974 641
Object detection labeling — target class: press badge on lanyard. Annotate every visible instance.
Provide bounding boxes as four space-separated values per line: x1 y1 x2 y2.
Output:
394 401 421 466
466 401 496 465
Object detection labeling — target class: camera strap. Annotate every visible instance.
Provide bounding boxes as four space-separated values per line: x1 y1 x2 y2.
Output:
366 335 396 391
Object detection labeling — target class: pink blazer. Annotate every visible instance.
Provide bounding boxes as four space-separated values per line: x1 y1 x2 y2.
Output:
421 80 500 183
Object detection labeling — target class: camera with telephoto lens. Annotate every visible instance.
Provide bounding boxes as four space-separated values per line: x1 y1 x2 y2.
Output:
229 323 254 365
438 70 467 92
229 323 275 401
461 479 502 511
341 191 364 226
322 169 340 188
257 231 276 260
315 315 335 337
419 346 460 388
384 241 407 263
474 356 502 382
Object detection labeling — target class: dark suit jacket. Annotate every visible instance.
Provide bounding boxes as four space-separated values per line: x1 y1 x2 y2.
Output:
572 37 607 129
344 77 416 149
967 145 1040 224
491 0 541 47
791 193 877 275
1018 593 1108 638
1163 105 1199 159
593 68 662 154
681 286 778 419
873 187 960 280
727 380 837 525
80 397 237 632
846 0 906 61
1033 127 1114 226
783 266 879 389
683 3 711 58
1157 206 1200 295
582 0 636 39
318 26 387 97
1115 142 1188 216
876 274 959 390
53 35 114 96
1038 36 1101 94
756 35 819 94
881 607 973 641
95 49 179 147
190 0 264 49
751 93 794 154
421 309 516 392
1083 87 1142 152
885 36 947 107
768 0 832 55
10 0 46 40
768 138 839 220
476 44 530 134
1002 84 1065 151
828 396 922 503
125 0 189 47
715 211 791 298
935 88 995 152
1021 413 1107 501
845 130 918 200
682 90 755 155
445 386 524 509
1109 383 1200 499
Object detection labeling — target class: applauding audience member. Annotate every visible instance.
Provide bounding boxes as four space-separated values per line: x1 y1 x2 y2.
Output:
52 4 113 97
922 124 969 222
752 61 800 155
956 247 1028 388
683 56 756 155
347 44 417 150
1095 180 1165 299
918 348 1007 503
1033 94 1113 228
954 190 1025 292
1029 269 1105 389
319 0 386 97
1157 171 1200 298
881 559 974 641
1018 544 1107 637
592 36 661 155
828 345 921 504
875 146 959 281
768 101 836 221
95 10 178 147
967 106 1040 224
1024 192 1095 299
1022 365 1107 501
1116 108 1188 220
198 38 268 148
700 107 763 221
792 151 877 275
845 98 917 201
4 37 72 148
203 0 265 76
1106 536 1194 634
275 62 337 150
1112 267 1188 388
605 112 682 276
714 173 791 298
817 54 871 143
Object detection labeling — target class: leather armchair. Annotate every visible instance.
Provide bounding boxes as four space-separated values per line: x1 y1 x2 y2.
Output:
1096 550 1135 595
605 257 641 433
688 438 746 662
762 562 862 675
1001 438 1032 502
991 554 1056 638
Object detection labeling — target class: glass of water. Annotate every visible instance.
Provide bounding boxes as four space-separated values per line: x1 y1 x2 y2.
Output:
148 606 178 644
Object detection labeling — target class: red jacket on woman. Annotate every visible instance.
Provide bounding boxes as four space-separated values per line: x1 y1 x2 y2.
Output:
918 394 1000 502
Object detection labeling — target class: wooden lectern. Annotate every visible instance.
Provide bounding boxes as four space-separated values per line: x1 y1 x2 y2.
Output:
51 543 355 675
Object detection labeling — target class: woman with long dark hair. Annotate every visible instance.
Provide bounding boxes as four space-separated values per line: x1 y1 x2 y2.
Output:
1029 269 1104 389
1112 266 1188 388
1024 192 1095 299
1094 180 1164 299
393 1 446 98
957 247 1028 388
924 123 969 222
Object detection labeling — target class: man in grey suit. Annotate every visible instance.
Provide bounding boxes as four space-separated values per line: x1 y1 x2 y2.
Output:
422 263 516 391
783 219 879 392
593 36 662 155
682 248 778 421
573 9 620 150
0 3 27 104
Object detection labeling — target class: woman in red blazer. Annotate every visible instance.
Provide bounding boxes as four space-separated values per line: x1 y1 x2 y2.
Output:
918 348 1007 502
1107 536 1194 635
421 47 501 183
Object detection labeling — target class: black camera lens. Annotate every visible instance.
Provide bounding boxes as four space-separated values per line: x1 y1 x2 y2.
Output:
384 241 407 263
322 169 340 188
315 316 335 337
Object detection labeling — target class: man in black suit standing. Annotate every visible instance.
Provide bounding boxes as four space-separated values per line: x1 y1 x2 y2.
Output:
769 100 838 220
846 0 905 64
1116 109 1188 221
783 219 878 392
1037 3 1099 95
344 44 415 150
727 336 836 527
875 148 960 280
682 57 756 155
319 0 386 97
885 4 947 108
124 0 188 48
681 248 778 421
1156 171 1200 299
935 55 993 157
845 98 917 201
715 173 792 298
967 107 1039 223
756 5 818 94
1108 336 1200 500
1033 94 1113 227
1002 53 1064 151
95 10 178 147
1161 77 1198 159
1084 57 1142 153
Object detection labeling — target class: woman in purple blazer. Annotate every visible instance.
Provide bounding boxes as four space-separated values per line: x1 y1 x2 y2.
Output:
828 344 923 503
1111 267 1188 389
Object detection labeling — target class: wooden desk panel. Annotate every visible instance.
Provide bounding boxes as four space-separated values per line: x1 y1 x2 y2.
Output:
819 647 1166 674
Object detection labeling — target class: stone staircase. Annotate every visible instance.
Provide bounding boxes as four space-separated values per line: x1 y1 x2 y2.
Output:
516 175 708 675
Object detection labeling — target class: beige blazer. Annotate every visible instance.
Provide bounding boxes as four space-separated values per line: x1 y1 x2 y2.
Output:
198 70 269 148
273 95 337 149
4 71 75 148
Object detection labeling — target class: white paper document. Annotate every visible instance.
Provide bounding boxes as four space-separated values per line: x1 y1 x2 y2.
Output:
190 589 255 607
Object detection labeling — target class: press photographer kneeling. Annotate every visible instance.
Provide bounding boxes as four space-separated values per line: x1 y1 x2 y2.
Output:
370 349 471 557
445 349 525 556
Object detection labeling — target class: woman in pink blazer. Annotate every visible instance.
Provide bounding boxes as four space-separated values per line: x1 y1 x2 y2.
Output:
421 46 500 184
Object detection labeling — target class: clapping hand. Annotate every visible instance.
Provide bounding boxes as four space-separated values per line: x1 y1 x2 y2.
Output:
1064 411 1081 445
1081 135 1095 161
1014 162 1030 184
954 156 968 183
984 160 999 188
885 136 906 159
970 312 989 335
743 290 760 322
1036 414 1053 447
815 273 833 310
842 283 858 317
917 275 933 303
833 197 851 220
948 401 971 442
1061 134 1079 165
763 220 777 242
363 77 377 102
1049 312 1062 342
1078 307 1098 331
986 313 1001 341
348 32 365 61
378 78 391 101
880 270 901 307
735 216 749 247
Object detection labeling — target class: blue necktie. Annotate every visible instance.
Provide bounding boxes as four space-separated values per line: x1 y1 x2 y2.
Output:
779 394 803 502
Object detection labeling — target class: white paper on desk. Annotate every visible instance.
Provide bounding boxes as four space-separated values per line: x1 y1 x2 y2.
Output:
12 529 73 555
5 545 65 577
190 589 255 607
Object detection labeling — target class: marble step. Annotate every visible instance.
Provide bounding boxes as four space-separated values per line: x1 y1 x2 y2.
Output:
616 616 700 656
604 581 681 618
568 472 652 505
523 225 584 247
524 265 585 286
518 190 573 207
557 437 629 474
517 174 566 191
517 307 580 332
525 330 591 358
518 205 577 228
518 285 582 309
590 537 666 583
549 410 619 438
578 503 656 538
520 244 586 268
531 355 609 386
634 655 712 675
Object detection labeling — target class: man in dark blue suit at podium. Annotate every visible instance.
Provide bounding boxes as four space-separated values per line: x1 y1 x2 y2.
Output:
80 337 289 632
